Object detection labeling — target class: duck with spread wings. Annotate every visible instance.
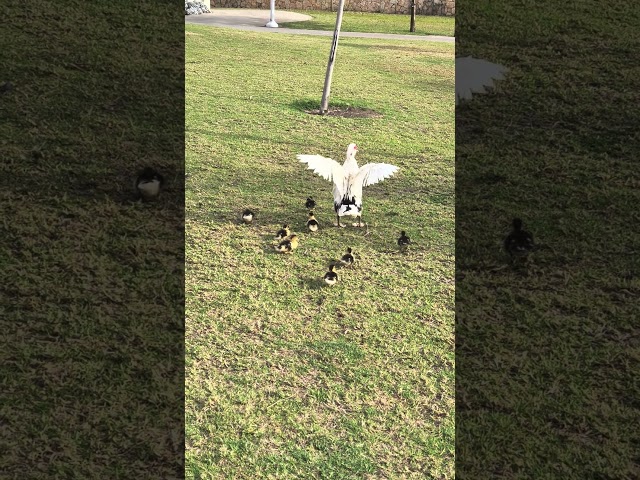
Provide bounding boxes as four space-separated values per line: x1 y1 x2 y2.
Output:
297 143 398 228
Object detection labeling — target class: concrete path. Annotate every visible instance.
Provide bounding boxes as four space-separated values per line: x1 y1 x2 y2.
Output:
185 9 455 43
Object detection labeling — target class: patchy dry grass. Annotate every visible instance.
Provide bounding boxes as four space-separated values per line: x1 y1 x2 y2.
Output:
456 1 640 478
186 26 454 479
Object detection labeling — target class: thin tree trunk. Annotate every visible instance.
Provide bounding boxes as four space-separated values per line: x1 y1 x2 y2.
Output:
410 0 416 32
319 0 346 114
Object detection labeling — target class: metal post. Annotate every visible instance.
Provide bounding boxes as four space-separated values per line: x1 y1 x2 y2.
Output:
266 0 278 28
319 0 345 114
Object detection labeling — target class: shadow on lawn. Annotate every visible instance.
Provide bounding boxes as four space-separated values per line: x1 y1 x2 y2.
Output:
301 276 327 290
340 41 440 52
289 98 384 117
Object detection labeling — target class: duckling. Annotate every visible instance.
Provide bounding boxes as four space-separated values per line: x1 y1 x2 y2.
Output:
398 230 411 250
136 167 164 201
340 247 355 267
306 211 319 232
504 218 535 259
305 197 316 209
323 264 338 286
275 224 290 240
242 209 254 224
274 234 299 254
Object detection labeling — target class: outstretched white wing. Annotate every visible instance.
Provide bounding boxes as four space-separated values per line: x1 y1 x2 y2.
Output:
455 56 508 105
355 163 399 187
297 154 344 183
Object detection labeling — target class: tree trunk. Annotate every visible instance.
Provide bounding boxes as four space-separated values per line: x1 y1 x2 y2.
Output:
410 0 416 33
320 0 346 114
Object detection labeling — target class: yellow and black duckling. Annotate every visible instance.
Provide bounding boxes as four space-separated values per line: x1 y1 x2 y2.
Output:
306 211 319 232
275 224 290 240
136 167 164 201
504 218 535 259
274 234 299 254
242 209 254 224
305 197 316 209
323 264 338 286
398 230 411 250
340 247 355 267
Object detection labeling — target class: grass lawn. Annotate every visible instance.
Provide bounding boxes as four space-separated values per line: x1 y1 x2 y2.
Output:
186 25 454 480
281 10 455 37
456 0 639 478
1 0 184 477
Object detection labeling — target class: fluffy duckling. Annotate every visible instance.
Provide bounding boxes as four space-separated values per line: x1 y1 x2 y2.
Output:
242 209 254 224
275 224 290 240
275 234 299 254
398 231 411 250
504 218 535 258
323 264 338 286
136 167 164 201
305 197 316 209
340 247 355 267
306 211 319 232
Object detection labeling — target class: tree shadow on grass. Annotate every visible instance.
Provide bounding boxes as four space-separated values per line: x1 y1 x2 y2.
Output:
340 41 444 53
289 98 384 118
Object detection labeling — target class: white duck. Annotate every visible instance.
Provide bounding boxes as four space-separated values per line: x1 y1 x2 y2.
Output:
297 143 398 228
455 56 509 105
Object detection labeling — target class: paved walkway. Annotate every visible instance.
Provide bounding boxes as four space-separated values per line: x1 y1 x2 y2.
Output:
185 9 455 43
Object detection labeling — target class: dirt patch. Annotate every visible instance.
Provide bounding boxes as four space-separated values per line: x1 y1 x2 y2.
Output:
305 106 383 118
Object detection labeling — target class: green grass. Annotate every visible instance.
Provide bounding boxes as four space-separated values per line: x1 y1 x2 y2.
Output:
186 26 454 479
1 0 184 478
280 10 455 37
456 1 640 478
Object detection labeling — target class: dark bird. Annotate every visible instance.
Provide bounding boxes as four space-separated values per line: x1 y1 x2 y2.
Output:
398 230 411 250
504 218 535 258
275 224 290 240
242 209 254 224
340 247 355 267
323 264 338 286
305 197 316 209
306 211 319 232
136 167 164 201
274 234 299 254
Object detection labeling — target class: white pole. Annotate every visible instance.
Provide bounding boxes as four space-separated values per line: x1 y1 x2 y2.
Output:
265 0 278 27
319 0 345 114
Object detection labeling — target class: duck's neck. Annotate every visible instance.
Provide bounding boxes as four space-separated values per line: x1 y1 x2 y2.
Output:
343 155 358 173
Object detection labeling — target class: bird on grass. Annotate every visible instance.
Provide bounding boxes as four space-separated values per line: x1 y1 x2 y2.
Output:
242 209 254 224
340 247 355 267
274 234 299 254
297 143 399 228
323 264 338 286
504 218 535 259
275 224 290 240
136 167 164 201
455 56 509 106
306 211 319 232
398 231 411 251
305 197 316 209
